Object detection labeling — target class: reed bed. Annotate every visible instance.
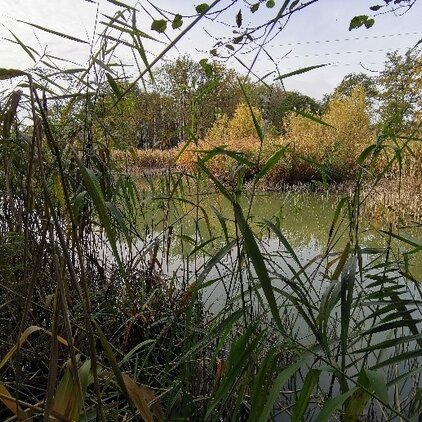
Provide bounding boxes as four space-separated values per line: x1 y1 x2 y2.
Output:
1 3 421 420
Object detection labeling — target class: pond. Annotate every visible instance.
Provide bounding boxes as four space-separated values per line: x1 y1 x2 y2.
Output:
128 180 422 288
105 176 422 420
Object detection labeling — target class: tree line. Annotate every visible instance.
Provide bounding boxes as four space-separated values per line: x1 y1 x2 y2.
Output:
82 47 421 151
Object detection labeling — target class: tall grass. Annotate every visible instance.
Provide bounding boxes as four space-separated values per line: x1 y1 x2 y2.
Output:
0 2 421 421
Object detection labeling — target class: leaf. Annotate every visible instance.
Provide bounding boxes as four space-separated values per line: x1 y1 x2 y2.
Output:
236 9 242 27
266 0 275 8
343 369 388 422
106 0 138 10
52 360 92 421
172 14 183 29
275 63 328 80
294 110 335 128
238 78 264 142
364 18 375 29
258 359 306 421
255 144 289 182
17 19 89 44
251 3 260 12
292 369 321 422
364 369 388 403
206 326 262 419
93 58 116 75
0 68 27 80
349 15 373 31
8 31 37 62
151 19 167 33
196 240 236 285
315 387 357 422
0 326 68 371
71 153 123 271
234 203 284 332
132 11 154 81
92 320 137 415
0 384 21 416
372 348 422 370
369 5 383 11
122 374 160 422
196 3 210 14
199 58 213 77
289 0 300 10
106 73 121 97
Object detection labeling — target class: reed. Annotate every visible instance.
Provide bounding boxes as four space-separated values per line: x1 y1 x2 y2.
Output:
0 2 421 421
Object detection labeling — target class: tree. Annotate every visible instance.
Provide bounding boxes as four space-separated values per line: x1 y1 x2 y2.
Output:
376 48 422 133
333 73 377 101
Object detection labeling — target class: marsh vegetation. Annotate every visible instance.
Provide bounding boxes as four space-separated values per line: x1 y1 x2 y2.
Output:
0 1 421 420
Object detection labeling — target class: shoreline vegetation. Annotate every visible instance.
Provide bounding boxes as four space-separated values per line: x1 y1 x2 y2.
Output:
1 1 422 420
113 87 421 224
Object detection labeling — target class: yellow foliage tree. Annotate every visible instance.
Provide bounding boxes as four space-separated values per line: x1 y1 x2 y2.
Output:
282 86 373 181
206 103 265 142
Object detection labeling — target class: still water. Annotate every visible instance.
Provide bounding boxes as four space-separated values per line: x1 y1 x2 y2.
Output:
109 183 422 420
130 186 422 286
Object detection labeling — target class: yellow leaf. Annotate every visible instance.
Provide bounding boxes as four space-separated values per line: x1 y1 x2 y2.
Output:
122 373 163 422
0 384 20 415
0 326 69 371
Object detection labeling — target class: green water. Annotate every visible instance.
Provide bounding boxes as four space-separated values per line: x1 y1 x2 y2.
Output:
132 179 421 281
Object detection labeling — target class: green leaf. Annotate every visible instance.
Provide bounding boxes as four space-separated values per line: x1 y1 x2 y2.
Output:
349 15 373 31
289 0 299 10
131 11 154 81
238 78 264 142
234 204 284 332
17 19 89 44
92 320 135 415
172 14 183 29
151 19 167 33
258 359 306 421
294 110 335 128
71 154 122 270
315 388 357 422
195 3 210 13
292 369 321 422
106 0 137 10
199 58 213 77
364 369 388 403
364 18 375 29
255 144 289 182
8 31 37 62
0 68 27 80
236 9 242 27
266 0 275 8
206 325 262 420
196 240 236 285
105 73 121 98
369 5 383 11
276 64 328 80
251 3 260 12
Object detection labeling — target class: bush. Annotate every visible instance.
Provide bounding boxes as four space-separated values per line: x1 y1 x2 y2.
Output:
177 103 280 180
280 87 373 182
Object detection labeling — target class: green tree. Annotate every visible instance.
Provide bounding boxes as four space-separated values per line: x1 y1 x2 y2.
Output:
377 48 422 133
153 56 241 141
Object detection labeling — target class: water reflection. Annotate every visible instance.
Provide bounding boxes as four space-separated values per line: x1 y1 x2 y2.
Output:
134 187 421 280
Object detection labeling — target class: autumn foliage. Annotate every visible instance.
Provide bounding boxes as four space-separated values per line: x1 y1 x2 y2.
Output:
177 88 374 184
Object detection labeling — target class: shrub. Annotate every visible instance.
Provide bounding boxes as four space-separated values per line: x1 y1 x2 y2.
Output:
280 87 373 182
177 103 280 180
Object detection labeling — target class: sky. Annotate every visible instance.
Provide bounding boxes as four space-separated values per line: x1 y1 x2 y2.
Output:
0 0 421 99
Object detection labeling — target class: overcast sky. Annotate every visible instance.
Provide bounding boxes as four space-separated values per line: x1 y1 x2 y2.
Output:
1 0 421 99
